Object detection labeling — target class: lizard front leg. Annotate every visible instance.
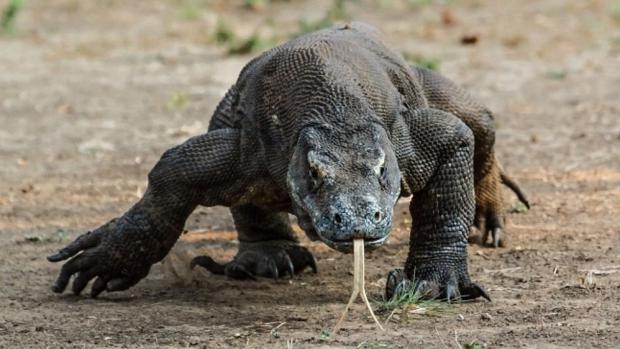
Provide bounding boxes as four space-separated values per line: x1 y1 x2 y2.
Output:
387 108 489 302
191 204 317 279
47 128 258 297
413 66 530 248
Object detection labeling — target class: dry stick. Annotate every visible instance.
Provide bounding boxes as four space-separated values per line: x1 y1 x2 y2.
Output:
332 238 385 334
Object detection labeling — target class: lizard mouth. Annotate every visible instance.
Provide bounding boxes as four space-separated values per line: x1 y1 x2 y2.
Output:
317 234 390 253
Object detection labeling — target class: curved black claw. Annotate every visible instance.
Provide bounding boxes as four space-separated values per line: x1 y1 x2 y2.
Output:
460 282 490 301
191 240 317 280
385 268 490 303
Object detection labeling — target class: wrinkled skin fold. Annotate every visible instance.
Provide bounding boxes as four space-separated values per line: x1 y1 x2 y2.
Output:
48 22 528 302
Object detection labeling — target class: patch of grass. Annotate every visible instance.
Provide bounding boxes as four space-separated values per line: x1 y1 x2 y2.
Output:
544 68 567 80
407 0 453 8
167 91 189 111
611 0 620 21
228 33 275 55
296 17 334 37
244 0 268 10
177 0 201 20
293 0 351 38
213 20 275 55
376 287 449 325
24 229 67 244
402 52 441 71
464 342 482 349
611 35 620 53
269 322 285 339
214 20 235 44
1 0 25 33
319 329 331 341
408 0 435 6
509 201 529 214
327 0 350 21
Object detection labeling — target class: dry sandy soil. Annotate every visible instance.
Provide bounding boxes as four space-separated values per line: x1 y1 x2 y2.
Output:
1 0 619 348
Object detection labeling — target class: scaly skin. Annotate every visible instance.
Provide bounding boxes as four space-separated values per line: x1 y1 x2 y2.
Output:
48 23 527 302
413 67 529 247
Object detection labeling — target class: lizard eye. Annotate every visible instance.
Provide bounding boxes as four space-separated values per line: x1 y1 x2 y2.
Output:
308 167 322 192
378 165 390 188
309 168 319 180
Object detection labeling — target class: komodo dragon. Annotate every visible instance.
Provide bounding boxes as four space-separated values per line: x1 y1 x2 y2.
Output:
48 23 529 301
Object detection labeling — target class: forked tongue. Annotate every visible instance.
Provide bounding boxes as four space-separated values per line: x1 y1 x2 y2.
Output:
332 238 385 334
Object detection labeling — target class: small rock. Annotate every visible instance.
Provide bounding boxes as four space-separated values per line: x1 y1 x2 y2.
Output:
441 8 457 26
481 313 493 321
457 314 465 321
461 34 479 45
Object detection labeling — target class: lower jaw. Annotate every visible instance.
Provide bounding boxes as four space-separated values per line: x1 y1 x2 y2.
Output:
319 235 390 253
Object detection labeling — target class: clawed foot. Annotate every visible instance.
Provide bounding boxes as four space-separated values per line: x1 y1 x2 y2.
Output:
47 218 155 298
469 226 504 248
191 240 317 280
470 211 505 248
385 268 490 303
481 227 503 248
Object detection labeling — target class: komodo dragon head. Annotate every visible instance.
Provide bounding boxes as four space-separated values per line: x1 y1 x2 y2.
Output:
287 122 401 253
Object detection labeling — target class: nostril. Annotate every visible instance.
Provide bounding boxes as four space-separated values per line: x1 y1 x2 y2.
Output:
373 211 382 222
334 213 342 225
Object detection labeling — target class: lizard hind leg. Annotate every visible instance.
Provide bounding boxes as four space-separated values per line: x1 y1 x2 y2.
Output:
473 158 506 248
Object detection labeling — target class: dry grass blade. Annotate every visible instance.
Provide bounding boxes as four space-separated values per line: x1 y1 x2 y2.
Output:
332 239 385 334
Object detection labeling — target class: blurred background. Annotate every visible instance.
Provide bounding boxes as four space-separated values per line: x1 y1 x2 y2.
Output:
1 1 619 348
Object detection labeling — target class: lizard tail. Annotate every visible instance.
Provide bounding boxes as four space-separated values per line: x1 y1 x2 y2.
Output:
500 171 530 209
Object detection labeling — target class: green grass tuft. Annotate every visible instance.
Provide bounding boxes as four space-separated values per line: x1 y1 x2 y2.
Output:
375 287 449 326
464 341 482 349
509 201 529 214
296 17 334 37
611 0 620 21
319 329 331 341
402 52 441 71
213 20 276 56
227 33 276 55
544 68 567 80
327 0 350 21
177 0 202 20
292 0 351 38
214 20 235 44
1 0 26 33
24 229 67 244
244 0 268 10
407 0 454 8
167 91 189 111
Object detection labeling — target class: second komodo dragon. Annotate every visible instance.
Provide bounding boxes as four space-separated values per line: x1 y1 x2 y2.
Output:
48 23 529 302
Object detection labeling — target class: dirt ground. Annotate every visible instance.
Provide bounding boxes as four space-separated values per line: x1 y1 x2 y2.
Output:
1 0 619 348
